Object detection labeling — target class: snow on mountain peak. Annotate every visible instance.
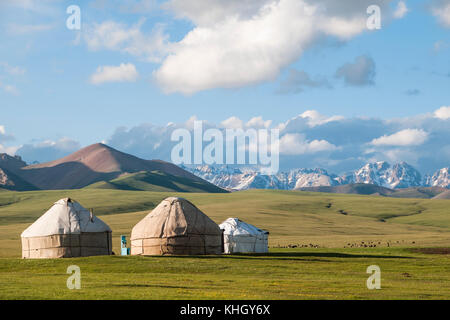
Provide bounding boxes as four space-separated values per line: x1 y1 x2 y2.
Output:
184 161 447 191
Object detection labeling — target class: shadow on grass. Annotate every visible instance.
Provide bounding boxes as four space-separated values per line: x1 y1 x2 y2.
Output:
111 283 201 289
135 251 412 261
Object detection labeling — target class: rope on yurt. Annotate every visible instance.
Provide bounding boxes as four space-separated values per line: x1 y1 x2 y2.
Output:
67 200 72 257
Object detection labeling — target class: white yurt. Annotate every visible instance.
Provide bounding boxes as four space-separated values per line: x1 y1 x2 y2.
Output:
219 218 269 254
21 198 112 258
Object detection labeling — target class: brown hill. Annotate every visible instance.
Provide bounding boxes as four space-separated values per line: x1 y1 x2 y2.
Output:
432 190 450 199
17 143 225 191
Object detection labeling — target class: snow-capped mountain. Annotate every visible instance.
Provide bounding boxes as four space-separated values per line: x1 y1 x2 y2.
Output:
339 161 422 189
184 162 448 191
424 168 450 188
184 165 339 190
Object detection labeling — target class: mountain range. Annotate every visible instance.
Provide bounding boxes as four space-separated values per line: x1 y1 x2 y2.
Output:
1 143 448 198
184 162 450 194
0 143 226 193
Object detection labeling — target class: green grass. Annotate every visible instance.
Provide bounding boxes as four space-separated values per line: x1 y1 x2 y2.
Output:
0 189 449 299
1 247 449 299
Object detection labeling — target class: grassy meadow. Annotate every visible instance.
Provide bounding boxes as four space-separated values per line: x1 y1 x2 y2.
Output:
0 189 449 299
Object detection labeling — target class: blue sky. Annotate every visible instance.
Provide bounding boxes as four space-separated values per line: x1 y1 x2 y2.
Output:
0 0 449 174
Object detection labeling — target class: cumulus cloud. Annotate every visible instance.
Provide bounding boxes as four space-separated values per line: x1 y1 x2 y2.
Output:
89 63 139 85
434 106 450 119
16 138 81 163
220 117 244 129
278 69 331 94
279 133 338 155
299 110 344 127
370 129 428 146
6 108 448 174
393 1 408 19
246 116 272 129
77 0 401 94
0 126 18 155
335 55 376 86
431 0 450 27
0 125 14 143
84 19 169 63
154 0 392 94
104 105 450 174
278 110 344 131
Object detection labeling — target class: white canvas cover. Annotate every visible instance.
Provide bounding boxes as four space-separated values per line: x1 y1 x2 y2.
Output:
21 198 111 237
21 198 112 258
219 218 269 254
131 197 222 255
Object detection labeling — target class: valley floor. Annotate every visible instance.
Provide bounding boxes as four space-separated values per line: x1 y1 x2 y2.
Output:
0 248 449 299
0 189 449 299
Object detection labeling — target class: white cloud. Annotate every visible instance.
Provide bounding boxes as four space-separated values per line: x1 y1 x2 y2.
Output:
102 106 450 174
393 1 408 19
279 133 338 155
89 63 139 85
219 115 272 130
246 116 272 129
220 116 244 129
84 20 169 63
0 126 17 155
0 144 19 155
300 110 344 127
371 129 428 146
163 0 275 26
434 106 450 119
155 0 385 94
432 1 450 27
16 138 81 163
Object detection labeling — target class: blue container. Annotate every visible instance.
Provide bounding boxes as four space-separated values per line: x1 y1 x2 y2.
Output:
120 235 129 256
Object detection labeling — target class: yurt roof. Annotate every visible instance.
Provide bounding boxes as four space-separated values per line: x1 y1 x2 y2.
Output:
219 218 269 236
131 197 221 240
21 198 111 238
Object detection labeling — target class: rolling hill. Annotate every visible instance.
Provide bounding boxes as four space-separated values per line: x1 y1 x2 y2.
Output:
433 190 450 200
297 183 395 196
297 184 449 199
0 168 38 191
0 143 226 193
85 170 227 192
